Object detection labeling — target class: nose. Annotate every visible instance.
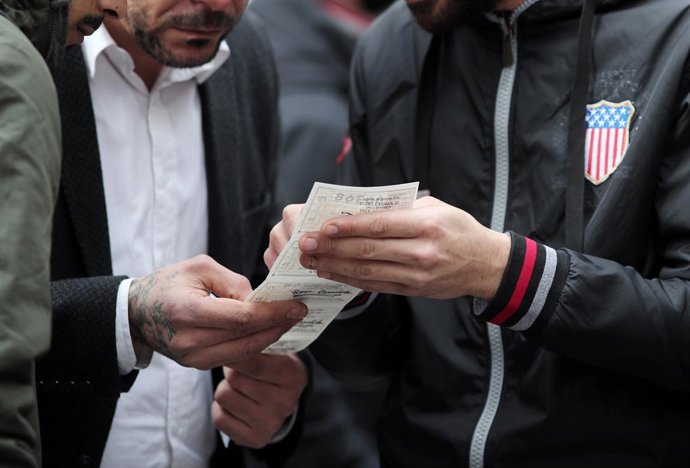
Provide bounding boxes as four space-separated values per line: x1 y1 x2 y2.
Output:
100 0 127 19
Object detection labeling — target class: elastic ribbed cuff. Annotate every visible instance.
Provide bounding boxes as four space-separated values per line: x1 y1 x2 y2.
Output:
474 232 569 333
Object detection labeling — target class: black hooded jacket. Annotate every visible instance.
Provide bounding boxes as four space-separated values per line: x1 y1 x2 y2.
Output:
312 1 690 466
0 0 69 71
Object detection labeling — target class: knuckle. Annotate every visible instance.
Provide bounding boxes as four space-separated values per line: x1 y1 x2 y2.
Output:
167 336 187 355
413 248 439 269
190 254 213 271
326 238 337 255
224 372 241 390
236 275 251 291
269 224 280 244
412 271 433 290
231 310 252 330
213 381 229 401
424 218 443 238
231 343 255 363
183 296 200 320
357 239 377 258
211 403 224 427
370 216 389 237
282 205 293 220
354 263 374 279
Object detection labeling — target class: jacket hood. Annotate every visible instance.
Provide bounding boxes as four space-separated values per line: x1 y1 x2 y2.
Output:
0 0 69 71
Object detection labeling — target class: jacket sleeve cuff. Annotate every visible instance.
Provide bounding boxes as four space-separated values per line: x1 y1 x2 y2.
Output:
116 278 137 375
473 232 569 333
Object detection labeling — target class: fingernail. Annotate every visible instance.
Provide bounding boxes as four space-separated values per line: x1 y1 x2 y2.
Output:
302 237 318 252
308 256 317 269
324 224 338 236
287 307 307 320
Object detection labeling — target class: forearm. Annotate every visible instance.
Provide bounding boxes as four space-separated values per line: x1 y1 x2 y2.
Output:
473 233 690 391
529 250 690 391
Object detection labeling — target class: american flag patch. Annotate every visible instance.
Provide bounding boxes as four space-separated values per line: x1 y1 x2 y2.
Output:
584 100 635 185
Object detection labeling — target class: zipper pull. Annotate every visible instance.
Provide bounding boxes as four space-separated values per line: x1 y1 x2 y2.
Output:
500 13 513 68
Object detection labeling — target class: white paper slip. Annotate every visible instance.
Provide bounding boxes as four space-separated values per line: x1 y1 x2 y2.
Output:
248 181 419 354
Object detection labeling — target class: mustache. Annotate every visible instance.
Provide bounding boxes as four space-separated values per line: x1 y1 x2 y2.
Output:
166 11 233 30
79 14 104 30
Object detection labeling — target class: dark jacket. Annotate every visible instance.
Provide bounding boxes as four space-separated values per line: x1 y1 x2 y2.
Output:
39 13 301 468
0 1 63 466
313 1 690 467
251 0 357 217
0 0 68 71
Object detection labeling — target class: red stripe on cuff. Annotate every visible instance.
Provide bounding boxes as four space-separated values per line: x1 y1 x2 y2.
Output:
491 238 538 325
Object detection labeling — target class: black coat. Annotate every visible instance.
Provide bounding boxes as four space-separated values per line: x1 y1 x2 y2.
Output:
313 1 690 467
38 13 299 468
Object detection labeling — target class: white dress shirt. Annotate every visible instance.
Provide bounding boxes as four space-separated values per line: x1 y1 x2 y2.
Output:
82 26 231 468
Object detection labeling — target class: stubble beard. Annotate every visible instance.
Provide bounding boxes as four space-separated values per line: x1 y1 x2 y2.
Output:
130 10 235 68
408 0 500 33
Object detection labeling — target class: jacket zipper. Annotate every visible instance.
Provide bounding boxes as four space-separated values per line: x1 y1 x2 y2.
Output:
468 2 541 468
45 12 58 65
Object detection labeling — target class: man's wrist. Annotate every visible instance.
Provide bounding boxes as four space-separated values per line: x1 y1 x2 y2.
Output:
472 232 569 333
124 277 153 369
474 230 511 300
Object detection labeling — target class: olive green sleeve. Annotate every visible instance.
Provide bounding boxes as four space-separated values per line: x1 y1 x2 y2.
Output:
0 16 61 468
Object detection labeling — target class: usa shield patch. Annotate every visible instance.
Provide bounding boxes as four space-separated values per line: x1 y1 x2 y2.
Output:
584 100 635 185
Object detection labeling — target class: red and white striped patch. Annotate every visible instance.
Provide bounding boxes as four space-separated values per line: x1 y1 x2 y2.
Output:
584 100 635 185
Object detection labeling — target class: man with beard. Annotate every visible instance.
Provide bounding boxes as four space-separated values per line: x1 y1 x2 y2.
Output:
1 0 125 466
39 0 312 466
266 0 690 466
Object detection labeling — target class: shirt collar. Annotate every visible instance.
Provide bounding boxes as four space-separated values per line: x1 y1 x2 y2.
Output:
82 25 231 85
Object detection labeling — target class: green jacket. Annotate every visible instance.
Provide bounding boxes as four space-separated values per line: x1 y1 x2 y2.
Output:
0 0 65 466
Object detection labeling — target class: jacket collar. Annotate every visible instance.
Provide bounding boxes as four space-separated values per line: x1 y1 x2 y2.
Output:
82 25 231 85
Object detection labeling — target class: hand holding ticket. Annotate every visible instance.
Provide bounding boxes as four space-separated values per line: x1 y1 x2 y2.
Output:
249 181 419 353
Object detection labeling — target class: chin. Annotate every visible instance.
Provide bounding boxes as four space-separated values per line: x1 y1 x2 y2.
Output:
65 31 82 46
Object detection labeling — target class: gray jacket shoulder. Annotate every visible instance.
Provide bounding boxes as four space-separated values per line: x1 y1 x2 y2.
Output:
351 2 430 113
